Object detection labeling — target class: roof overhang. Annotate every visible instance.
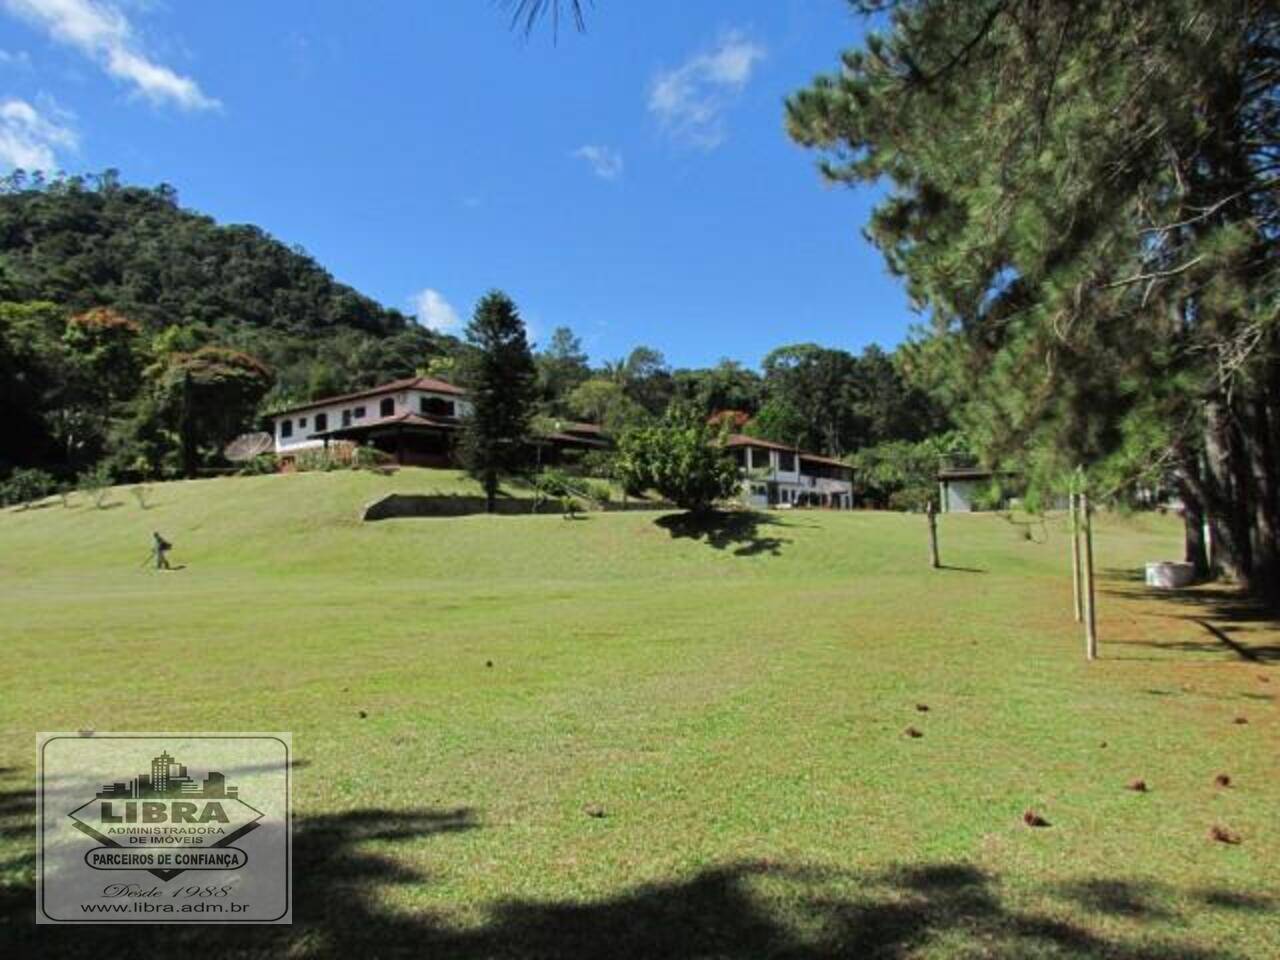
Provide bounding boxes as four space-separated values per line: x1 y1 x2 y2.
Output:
311 412 459 439
271 376 465 418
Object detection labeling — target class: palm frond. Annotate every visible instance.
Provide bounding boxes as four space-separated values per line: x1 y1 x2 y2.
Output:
500 0 591 38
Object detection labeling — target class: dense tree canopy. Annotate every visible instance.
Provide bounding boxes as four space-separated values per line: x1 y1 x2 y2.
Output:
789 0 1279 592
535 326 592 416
748 343 945 455
671 360 764 419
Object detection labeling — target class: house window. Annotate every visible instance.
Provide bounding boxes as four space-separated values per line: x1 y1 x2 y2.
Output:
299 416 307 429
342 409 352 427
354 406 366 420
778 451 796 472
380 397 394 417
732 448 746 467
279 419 293 439
315 413 328 431
420 396 455 417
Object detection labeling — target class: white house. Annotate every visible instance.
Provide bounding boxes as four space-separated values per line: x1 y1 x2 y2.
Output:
722 434 853 509
269 376 611 468
270 376 471 467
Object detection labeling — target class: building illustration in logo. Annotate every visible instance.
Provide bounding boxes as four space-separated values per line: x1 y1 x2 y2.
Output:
95 751 239 800
66 747 266 882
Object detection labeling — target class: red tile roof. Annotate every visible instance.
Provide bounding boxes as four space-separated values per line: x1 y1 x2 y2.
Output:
272 376 465 416
723 433 796 453
799 452 851 470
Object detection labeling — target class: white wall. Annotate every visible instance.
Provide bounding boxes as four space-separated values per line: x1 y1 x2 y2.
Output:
737 448 855 512
272 388 471 454
737 444 853 508
745 447 800 482
942 479 977 512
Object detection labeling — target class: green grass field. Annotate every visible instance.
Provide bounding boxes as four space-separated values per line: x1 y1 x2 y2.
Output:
2 470 1276 957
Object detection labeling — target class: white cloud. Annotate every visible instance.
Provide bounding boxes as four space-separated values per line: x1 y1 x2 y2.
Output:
572 144 623 180
0 49 31 69
648 30 765 149
0 97 77 171
409 288 462 332
2 0 219 110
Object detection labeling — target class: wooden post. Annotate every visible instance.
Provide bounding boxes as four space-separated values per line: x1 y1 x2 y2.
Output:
1070 492 1083 622
1081 492 1098 660
927 499 940 569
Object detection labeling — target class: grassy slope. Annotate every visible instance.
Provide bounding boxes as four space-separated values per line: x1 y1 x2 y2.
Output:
1 470 1276 958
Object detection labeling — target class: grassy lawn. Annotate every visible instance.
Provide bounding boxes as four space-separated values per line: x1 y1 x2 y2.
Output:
1 470 1276 957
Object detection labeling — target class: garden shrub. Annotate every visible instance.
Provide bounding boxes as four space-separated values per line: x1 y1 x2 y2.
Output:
1 468 58 508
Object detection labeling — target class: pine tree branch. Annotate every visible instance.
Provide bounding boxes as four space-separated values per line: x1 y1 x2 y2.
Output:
1101 256 1205 289
1138 192 1245 234
915 1 1009 87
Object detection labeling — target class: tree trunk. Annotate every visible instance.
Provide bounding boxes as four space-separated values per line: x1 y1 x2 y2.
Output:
1226 405 1258 594
1244 396 1280 597
1183 496 1209 578
1202 400 1251 586
1196 63 1276 597
1175 467 1209 578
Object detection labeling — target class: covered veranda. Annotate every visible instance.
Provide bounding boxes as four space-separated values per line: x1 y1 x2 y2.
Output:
313 412 458 467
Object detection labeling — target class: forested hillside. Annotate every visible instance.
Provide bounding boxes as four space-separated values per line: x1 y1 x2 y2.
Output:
0 170 448 399
0 171 410 336
0 171 448 484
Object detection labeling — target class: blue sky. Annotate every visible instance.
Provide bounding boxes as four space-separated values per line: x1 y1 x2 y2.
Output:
0 0 916 369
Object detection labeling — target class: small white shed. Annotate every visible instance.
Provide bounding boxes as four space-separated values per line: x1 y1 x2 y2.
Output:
938 466 999 513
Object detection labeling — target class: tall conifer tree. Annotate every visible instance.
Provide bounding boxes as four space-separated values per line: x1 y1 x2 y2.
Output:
788 0 1279 594
457 291 537 512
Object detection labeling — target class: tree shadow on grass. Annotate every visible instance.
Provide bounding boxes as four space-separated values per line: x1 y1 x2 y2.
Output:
1101 570 1280 664
655 510 793 556
1053 878 1175 919
1192 888 1277 912
0 775 1261 960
